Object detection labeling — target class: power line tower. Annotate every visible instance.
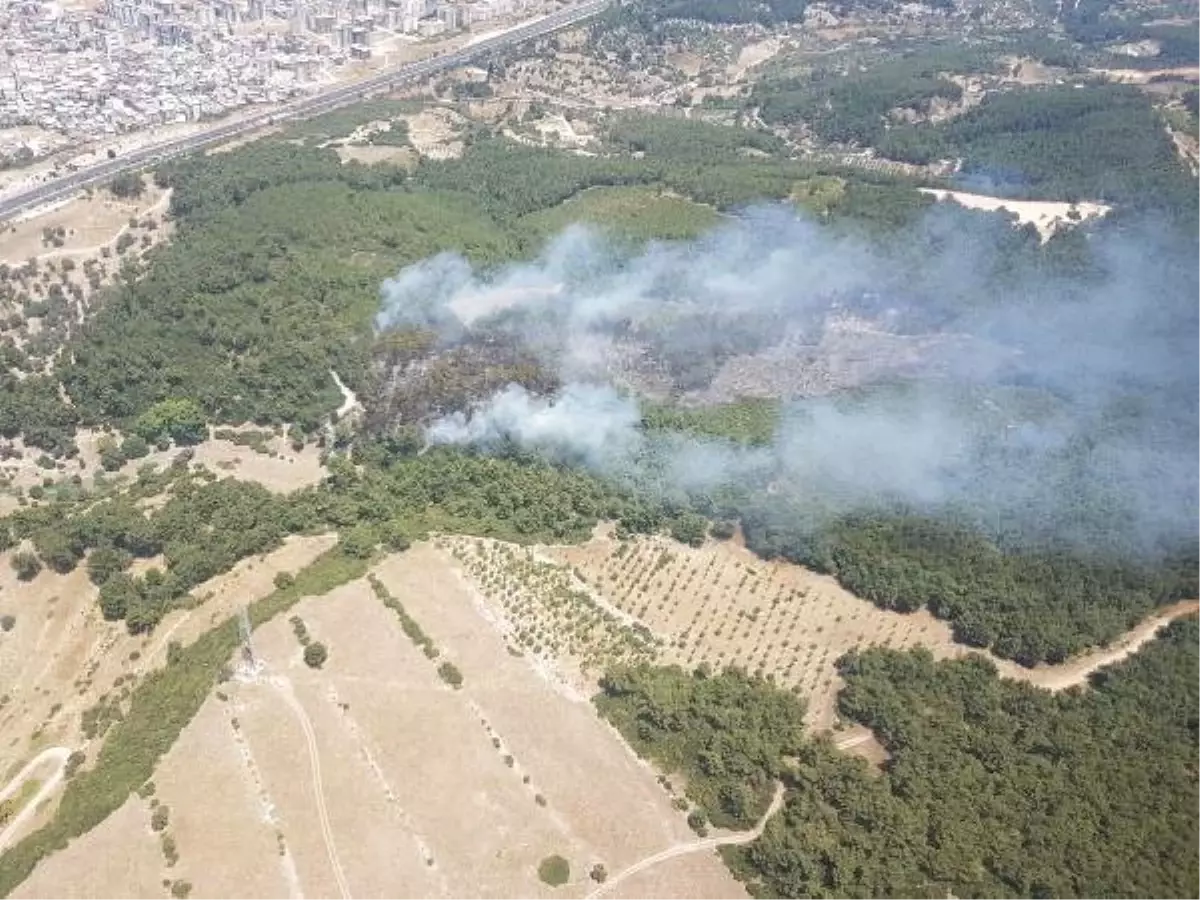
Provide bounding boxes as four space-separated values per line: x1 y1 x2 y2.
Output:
237 605 264 678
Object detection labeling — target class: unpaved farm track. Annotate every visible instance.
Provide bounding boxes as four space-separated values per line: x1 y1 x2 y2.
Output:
271 677 352 900
586 783 785 899
0 746 71 852
991 599 1200 692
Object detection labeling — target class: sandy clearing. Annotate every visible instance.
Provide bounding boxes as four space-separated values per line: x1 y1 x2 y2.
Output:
87 432 328 495
250 578 564 897
13 792 164 898
919 188 1110 240
0 532 334 813
403 108 466 159
270 675 351 900
3 428 326 502
1091 65 1200 85
0 561 108 773
726 37 783 83
0 182 170 266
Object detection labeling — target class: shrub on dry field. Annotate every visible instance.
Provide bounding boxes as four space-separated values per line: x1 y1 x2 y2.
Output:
437 660 464 688
538 854 570 887
303 641 328 669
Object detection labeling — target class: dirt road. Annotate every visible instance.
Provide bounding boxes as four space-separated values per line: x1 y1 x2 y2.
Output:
991 600 1199 692
270 677 352 900
585 783 785 899
0 746 71 852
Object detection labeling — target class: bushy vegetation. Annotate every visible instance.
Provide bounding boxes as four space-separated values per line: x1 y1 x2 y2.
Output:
595 665 806 828
62 170 515 432
754 55 968 147
883 84 1196 215
303 641 328 669
600 0 805 27
598 623 1199 898
26 476 297 632
642 398 780 446
369 574 439 659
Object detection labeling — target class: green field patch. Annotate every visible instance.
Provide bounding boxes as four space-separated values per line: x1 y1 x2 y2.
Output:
518 185 722 244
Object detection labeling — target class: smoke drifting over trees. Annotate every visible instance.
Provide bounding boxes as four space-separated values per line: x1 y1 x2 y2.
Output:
375 206 1198 555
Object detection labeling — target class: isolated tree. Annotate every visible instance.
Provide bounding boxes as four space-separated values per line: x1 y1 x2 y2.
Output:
120 434 150 459
133 398 206 446
303 641 328 669
538 855 570 887
150 804 170 832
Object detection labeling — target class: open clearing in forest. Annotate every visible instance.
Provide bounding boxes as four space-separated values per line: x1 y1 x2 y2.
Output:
919 188 1110 241
10 554 744 898
0 182 171 267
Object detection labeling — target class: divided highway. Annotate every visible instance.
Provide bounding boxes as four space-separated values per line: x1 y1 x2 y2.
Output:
0 0 609 224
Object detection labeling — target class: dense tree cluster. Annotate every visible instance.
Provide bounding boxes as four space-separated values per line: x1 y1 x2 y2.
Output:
6 474 297 632
754 61 965 147
598 624 1199 899
596 665 807 828
726 618 1200 898
739 505 1196 666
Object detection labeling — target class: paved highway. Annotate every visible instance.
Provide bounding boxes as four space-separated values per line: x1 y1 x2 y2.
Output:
0 0 609 224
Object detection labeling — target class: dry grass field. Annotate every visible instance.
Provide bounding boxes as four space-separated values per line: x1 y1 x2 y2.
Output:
0 182 171 267
0 534 335 846
4 552 744 898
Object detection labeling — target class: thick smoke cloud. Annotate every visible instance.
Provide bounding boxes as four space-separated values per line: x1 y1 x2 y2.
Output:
377 205 1198 553
425 382 642 471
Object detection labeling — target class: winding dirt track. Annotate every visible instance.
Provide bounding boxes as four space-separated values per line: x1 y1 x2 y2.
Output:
585 783 785 900
0 746 71 852
271 677 352 900
990 600 1200 693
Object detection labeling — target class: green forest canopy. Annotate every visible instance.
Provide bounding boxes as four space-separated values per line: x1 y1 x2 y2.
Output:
597 620 1200 898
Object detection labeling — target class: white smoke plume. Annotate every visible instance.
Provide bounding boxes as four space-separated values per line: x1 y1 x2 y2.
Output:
425 382 642 470
377 204 1199 552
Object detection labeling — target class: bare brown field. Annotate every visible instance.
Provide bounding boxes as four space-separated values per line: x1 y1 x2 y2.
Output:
0 181 171 266
605 850 743 899
152 695 295 898
335 144 419 167
9 554 741 898
0 533 334 848
13 793 165 899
